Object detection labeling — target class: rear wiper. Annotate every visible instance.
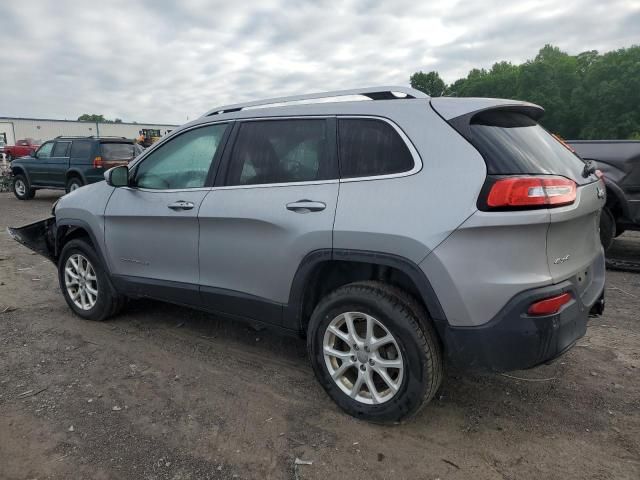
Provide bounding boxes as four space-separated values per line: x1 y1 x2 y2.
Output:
582 160 597 178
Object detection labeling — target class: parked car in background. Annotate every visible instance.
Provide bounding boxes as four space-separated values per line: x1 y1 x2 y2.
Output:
568 140 640 251
10 136 138 199
10 87 606 422
3 138 40 161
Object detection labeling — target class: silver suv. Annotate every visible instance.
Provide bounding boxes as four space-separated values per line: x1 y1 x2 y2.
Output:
10 87 606 422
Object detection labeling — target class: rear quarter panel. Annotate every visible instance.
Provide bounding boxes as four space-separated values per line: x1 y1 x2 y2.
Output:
333 101 486 263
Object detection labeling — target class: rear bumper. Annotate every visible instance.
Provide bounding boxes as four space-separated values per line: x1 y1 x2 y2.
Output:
442 255 605 371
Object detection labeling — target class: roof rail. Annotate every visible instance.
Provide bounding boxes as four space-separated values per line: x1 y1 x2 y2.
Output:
204 86 428 116
54 135 129 139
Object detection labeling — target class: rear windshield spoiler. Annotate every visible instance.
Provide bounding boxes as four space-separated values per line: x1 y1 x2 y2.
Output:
430 97 544 122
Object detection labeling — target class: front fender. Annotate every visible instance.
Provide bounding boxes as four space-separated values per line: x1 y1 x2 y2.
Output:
8 217 57 262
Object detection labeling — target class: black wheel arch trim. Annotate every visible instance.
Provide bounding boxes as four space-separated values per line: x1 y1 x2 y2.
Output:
55 219 111 275
65 169 88 185
11 165 32 186
284 248 448 334
604 178 631 220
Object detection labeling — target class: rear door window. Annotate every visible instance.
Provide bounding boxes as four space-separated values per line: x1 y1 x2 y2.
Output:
100 142 136 161
469 110 589 184
70 141 92 158
52 142 71 157
225 119 334 186
338 118 414 178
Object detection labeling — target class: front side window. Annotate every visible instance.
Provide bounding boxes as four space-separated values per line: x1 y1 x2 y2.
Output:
134 124 227 190
338 118 414 178
52 142 71 157
226 119 331 186
36 142 54 159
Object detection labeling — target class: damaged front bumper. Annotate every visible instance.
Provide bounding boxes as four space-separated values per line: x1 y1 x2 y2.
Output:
8 217 57 262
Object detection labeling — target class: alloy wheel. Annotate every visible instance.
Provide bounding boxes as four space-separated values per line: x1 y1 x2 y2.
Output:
15 179 26 196
323 311 404 405
64 254 98 310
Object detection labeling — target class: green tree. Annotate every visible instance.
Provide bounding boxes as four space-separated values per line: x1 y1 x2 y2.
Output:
77 114 107 122
410 71 447 96
77 114 127 124
410 44 640 139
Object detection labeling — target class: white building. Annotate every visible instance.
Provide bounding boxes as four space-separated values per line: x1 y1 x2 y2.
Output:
0 117 178 145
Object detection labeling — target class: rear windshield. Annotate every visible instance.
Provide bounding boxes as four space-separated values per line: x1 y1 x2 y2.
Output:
469 111 589 184
100 142 136 161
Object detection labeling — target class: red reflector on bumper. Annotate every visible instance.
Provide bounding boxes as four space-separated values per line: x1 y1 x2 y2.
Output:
528 292 572 316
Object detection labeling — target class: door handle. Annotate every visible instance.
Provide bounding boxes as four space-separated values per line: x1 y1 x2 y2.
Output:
168 200 195 210
286 200 326 213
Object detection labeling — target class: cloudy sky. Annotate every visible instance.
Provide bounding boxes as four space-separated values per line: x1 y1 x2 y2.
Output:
2 0 639 124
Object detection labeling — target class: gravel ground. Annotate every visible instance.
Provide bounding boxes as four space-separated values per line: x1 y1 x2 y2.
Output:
1 190 639 480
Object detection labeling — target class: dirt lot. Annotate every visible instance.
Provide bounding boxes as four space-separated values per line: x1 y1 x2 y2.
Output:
1 190 639 480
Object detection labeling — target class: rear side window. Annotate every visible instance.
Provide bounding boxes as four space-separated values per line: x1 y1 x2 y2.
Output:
469 111 588 184
226 119 332 186
52 142 70 157
100 143 136 161
70 141 92 158
338 118 414 178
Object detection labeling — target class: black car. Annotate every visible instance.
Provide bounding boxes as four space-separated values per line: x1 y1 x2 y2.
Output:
10 136 140 200
569 140 640 251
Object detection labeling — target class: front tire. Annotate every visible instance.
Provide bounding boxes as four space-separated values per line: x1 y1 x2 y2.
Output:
65 176 84 193
307 281 443 423
12 174 35 200
58 239 124 321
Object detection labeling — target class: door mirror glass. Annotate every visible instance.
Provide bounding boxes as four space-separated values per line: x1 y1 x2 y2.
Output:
105 165 129 187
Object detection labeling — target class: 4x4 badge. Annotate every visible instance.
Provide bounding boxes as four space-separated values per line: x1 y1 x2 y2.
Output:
597 187 606 199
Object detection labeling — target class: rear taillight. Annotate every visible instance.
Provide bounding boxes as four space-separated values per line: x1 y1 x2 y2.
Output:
528 292 572 316
93 156 103 168
484 176 576 210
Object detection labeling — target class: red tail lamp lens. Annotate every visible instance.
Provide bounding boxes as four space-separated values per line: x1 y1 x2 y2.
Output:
487 176 576 209
528 292 572 316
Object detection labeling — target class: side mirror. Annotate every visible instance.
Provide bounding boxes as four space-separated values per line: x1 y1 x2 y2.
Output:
104 165 129 187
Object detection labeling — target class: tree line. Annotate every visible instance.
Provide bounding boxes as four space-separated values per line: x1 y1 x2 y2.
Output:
410 44 640 140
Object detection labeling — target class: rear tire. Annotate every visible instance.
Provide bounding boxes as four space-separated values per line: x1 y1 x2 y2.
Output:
65 176 84 193
600 207 616 252
12 174 35 200
307 281 443 423
58 238 124 321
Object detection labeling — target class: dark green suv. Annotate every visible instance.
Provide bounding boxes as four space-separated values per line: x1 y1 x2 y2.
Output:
11 136 140 200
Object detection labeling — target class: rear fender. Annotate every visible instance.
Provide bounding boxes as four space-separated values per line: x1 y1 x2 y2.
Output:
8 217 57 262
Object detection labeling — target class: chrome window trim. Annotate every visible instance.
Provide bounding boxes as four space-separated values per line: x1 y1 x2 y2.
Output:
124 114 422 192
212 179 339 191
120 186 213 193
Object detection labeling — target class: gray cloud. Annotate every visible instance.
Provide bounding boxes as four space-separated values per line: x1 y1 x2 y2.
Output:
1 0 638 124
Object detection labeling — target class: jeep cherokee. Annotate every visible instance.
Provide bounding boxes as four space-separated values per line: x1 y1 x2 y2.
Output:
9 86 606 422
